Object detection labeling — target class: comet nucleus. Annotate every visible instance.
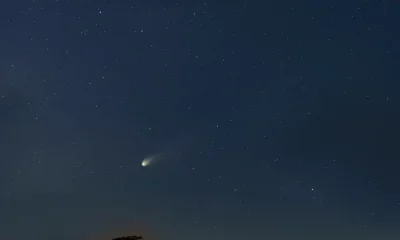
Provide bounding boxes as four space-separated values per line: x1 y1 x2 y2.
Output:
141 157 152 167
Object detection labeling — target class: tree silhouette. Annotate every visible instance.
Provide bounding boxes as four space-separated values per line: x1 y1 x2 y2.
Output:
112 236 143 240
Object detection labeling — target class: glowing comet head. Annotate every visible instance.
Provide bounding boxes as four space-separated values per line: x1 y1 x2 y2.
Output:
141 157 153 167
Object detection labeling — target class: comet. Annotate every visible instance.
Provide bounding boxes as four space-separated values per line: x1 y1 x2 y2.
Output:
140 136 193 168
141 157 153 167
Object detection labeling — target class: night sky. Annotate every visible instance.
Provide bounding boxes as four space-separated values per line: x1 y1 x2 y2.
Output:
1 0 399 239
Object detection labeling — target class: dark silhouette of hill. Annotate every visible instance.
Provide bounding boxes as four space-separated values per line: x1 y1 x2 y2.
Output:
112 236 143 240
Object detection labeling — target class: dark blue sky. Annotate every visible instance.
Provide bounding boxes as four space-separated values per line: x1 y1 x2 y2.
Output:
0 0 399 239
